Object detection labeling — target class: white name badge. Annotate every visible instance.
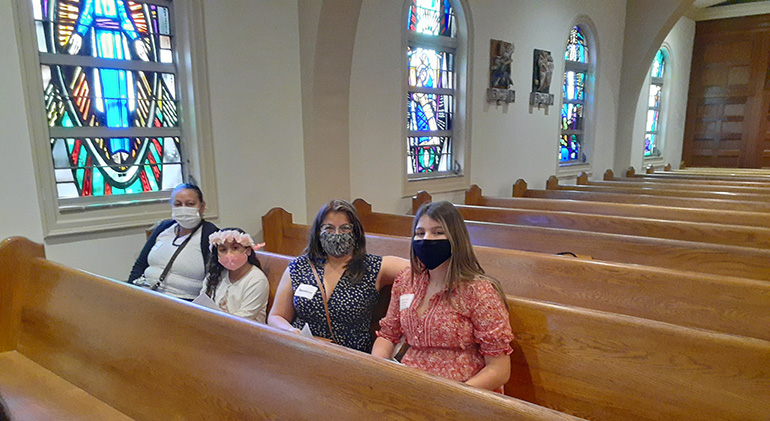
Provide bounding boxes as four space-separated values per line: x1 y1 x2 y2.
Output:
400 294 415 311
295 284 318 299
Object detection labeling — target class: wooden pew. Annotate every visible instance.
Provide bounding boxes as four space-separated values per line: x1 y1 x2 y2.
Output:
628 166 770 183
605 168 770 188
0 237 572 420
412 190 770 249
262 209 770 341
579 171 770 195
513 178 770 212
347 201 770 282
465 184 770 229
546 175 770 203
249 248 770 419
504 295 770 420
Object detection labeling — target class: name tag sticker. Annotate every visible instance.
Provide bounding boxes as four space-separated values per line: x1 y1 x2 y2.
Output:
295 284 318 299
400 294 415 311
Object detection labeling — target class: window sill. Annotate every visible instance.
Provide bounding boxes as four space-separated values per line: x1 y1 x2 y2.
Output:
556 161 591 178
403 173 469 197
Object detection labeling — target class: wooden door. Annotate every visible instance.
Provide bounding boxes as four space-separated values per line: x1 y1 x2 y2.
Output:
683 15 770 168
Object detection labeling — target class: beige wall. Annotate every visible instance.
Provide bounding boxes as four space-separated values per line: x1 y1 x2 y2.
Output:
1 0 699 279
0 0 307 280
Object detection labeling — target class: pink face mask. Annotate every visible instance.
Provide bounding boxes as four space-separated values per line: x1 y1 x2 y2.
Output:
218 252 248 271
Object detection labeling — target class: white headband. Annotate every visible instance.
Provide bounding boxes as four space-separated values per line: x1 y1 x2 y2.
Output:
209 230 265 251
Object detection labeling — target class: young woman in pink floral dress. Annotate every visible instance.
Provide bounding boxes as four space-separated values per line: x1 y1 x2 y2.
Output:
372 201 514 392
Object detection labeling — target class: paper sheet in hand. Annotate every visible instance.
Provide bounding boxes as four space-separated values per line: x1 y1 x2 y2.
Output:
300 323 314 338
192 292 219 310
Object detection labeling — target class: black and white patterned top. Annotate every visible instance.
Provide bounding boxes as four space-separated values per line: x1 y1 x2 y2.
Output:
290 254 382 352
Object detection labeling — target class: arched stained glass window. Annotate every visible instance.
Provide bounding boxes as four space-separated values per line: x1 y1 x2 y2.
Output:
406 0 457 175
31 0 183 199
645 49 666 157
560 26 590 163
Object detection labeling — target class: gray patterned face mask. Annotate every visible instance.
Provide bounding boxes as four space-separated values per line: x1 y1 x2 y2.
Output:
319 232 355 257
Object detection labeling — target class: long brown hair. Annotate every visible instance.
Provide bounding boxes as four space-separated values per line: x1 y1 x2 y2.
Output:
410 201 507 308
305 199 367 283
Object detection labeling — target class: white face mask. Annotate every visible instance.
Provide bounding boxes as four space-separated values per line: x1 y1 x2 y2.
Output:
172 206 202 229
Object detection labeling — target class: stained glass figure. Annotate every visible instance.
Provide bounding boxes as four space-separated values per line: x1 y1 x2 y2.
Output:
565 26 588 63
644 49 666 157
32 0 182 198
559 26 590 163
406 0 457 175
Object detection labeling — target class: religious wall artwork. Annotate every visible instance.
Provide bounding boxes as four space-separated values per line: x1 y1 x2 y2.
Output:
487 39 515 104
530 49 555 107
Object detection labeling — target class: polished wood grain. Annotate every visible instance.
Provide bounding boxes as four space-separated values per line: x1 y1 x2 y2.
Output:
2 237 572 420
426 198 770 249
244 247 770 419
505 296 770 420
582 172 770 195
351 200 770 282
547 175 770 203
465 184 770 228
0 351 131 420
263 213 770 341
628 166 770 182
605 169 770 188
513 178 770 212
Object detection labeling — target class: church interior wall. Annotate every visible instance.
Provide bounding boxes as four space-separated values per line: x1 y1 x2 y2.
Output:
0 0 695 280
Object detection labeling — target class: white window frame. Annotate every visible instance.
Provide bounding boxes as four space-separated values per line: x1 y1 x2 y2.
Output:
402 0 471 196
12 0 217 238
557 19 598 179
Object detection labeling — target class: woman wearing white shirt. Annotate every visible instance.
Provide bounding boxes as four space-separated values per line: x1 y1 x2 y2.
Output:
129 183 219 300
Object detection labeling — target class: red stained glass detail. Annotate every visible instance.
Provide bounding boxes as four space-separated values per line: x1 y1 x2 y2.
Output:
139 168 151 191
82 156 93 196
72 139 82 165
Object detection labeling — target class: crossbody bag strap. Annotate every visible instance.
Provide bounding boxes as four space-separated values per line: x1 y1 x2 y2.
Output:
309 261 339 344
154 222 203 290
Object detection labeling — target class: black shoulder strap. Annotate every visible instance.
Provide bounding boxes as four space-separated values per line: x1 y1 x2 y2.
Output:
153 222 203 290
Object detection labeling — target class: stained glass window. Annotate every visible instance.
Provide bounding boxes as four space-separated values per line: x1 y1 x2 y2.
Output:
645 49 666 157
559 26 590 163
31 0 183 199
406 0 456 175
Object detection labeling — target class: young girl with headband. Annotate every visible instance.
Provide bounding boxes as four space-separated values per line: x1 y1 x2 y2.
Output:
202 228 269 323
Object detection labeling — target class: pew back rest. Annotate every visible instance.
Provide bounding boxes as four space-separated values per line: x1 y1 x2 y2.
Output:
0 237 575 420
505 295 770 420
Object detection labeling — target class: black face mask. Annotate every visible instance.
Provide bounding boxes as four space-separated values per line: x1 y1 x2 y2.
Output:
412 239 452 270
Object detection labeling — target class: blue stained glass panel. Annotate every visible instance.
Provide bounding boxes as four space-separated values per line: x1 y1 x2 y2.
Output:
561 103 583 130
563 71 585 101
407 93 453 132
407 0 455 37
565 26 588 63
408 136 451 173
408 47 454 89
651 49 665 78
559 134 581 162
644 134 656 156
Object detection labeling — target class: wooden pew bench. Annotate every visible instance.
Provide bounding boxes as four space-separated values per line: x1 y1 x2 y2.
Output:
546 175 770 204
513 178 770 212
504 295 770 420
628 166 770 183
0 237 572 420
262 208 770 341
464 184 770 229
413 189 770 249
582 171 770 194
605 168 770 188
346 201 770 282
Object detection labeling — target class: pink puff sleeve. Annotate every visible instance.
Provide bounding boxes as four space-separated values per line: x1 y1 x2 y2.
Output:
375 267 411 344
468 279 514 356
